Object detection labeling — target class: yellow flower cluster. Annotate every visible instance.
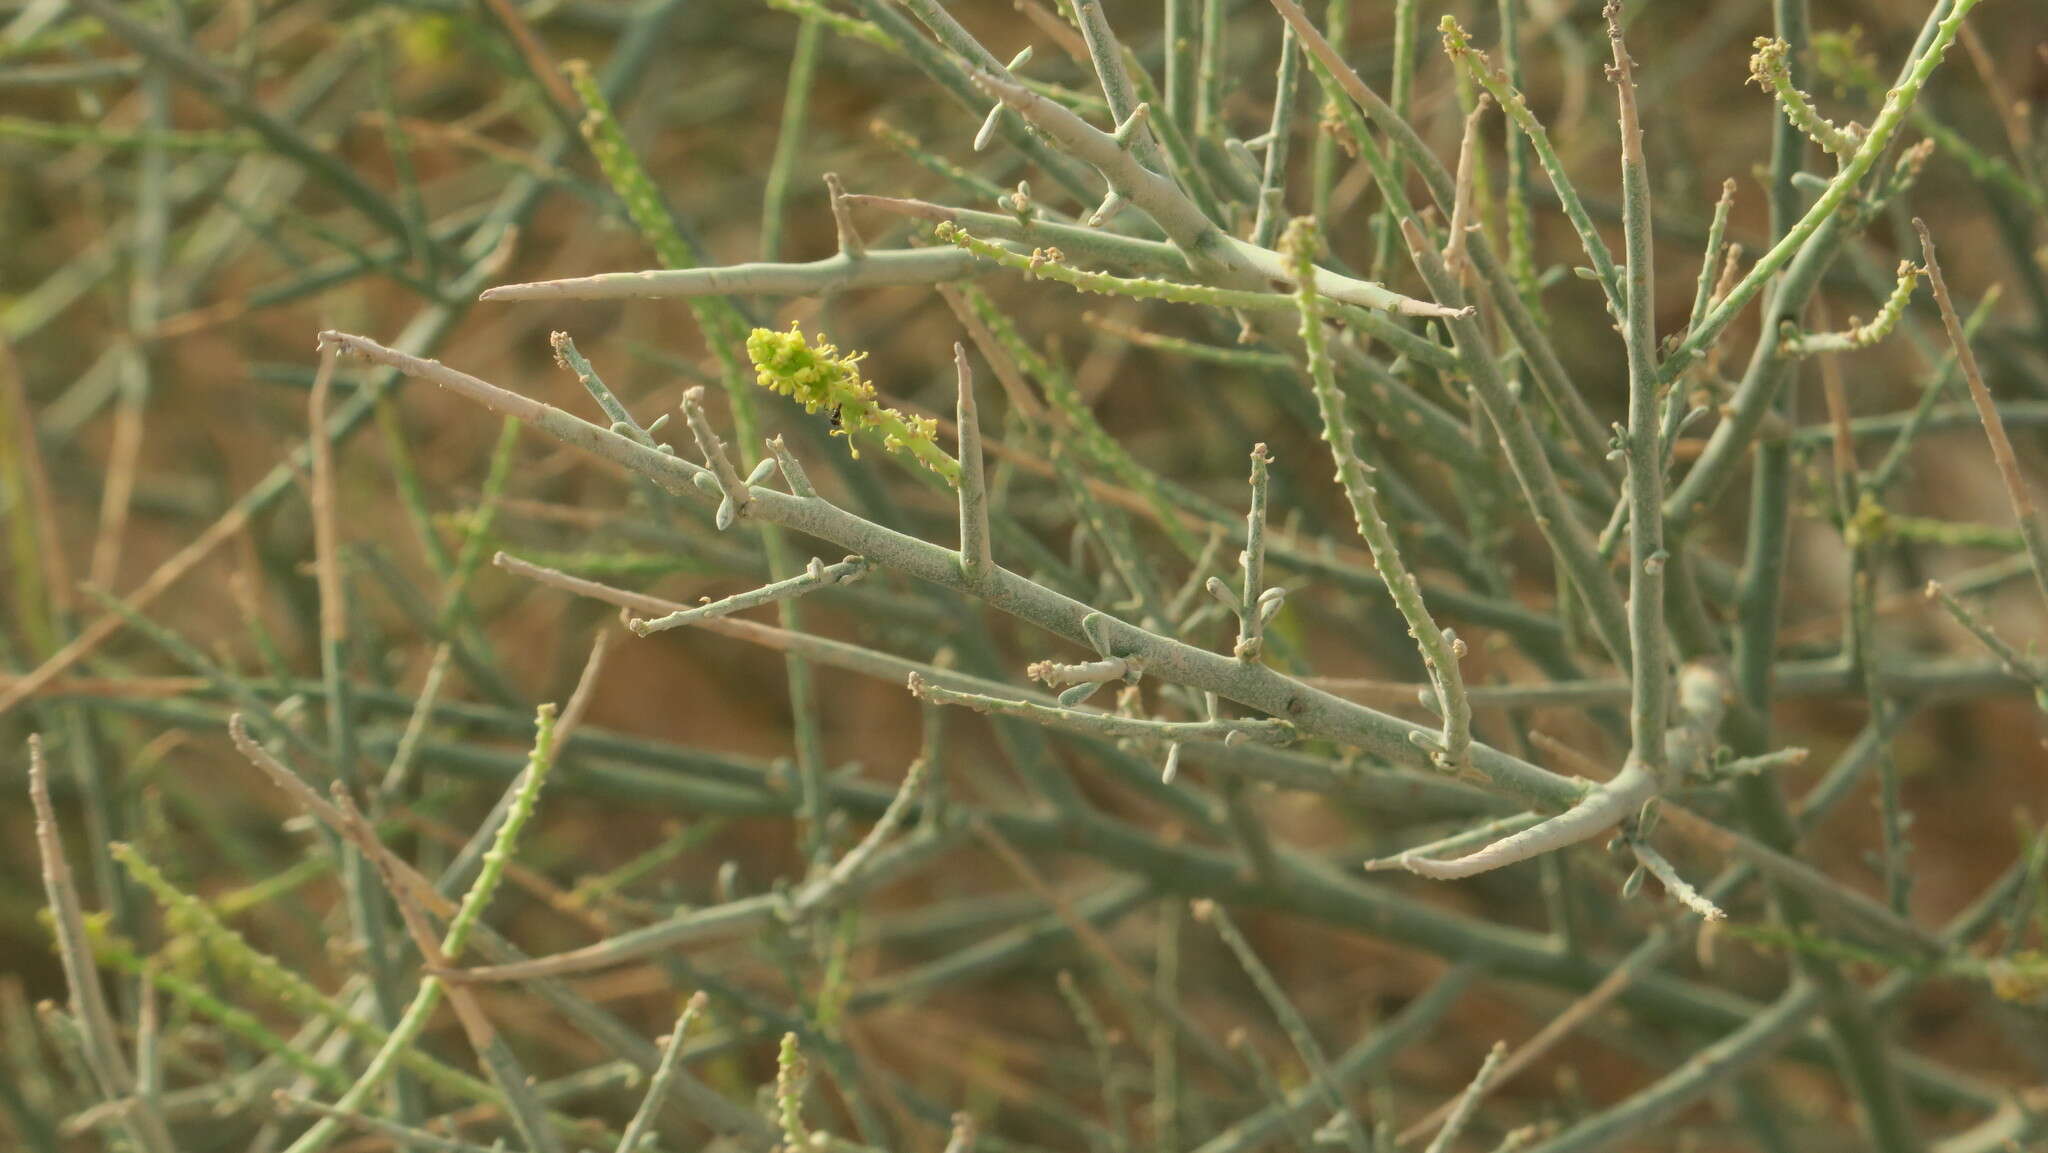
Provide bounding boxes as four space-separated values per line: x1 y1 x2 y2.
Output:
746 324 960 485
1987 952 2047 1007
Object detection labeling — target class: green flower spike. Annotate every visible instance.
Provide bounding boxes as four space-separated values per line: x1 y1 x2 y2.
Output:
746 323 960 486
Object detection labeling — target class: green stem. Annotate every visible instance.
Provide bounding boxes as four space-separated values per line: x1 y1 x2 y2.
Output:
760 15 824 262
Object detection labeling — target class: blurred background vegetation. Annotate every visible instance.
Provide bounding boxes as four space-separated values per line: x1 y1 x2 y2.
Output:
2 0 2046 1149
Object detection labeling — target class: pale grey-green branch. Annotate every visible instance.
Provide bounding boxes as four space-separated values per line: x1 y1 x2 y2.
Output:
315 328 1594 811
481 248 982 302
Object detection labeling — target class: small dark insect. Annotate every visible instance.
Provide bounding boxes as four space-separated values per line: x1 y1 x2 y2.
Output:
829 404 844 429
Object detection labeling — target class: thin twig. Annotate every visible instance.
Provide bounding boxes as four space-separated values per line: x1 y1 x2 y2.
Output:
27 737 176 1153
1424 1042 1507 1153
1194 901 1370 1153
908 674 1294 746
1628 842 1726 922
954 343 993 585
1918 218 2048 608
628 558 867 635
614 993 708 1153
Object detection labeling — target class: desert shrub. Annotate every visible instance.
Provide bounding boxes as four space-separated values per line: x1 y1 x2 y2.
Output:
2 0 2046 1151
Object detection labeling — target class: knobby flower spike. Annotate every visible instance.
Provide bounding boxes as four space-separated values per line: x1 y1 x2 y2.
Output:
746 323 960 484
1750 36 1865 158
1286 217 1471 772
1781 260 1922 356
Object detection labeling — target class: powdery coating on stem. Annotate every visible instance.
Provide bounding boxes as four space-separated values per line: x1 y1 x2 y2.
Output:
1665 661 1733 780
678 385 752 527
1362 812 1542 871
1071 0 1169 176
961 58 1243 275
489 549 1417 816
1397 760 1657 879
551 332 651 445
1608 0 1669 777
1028 654 1133 689
1629 842 1727 921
